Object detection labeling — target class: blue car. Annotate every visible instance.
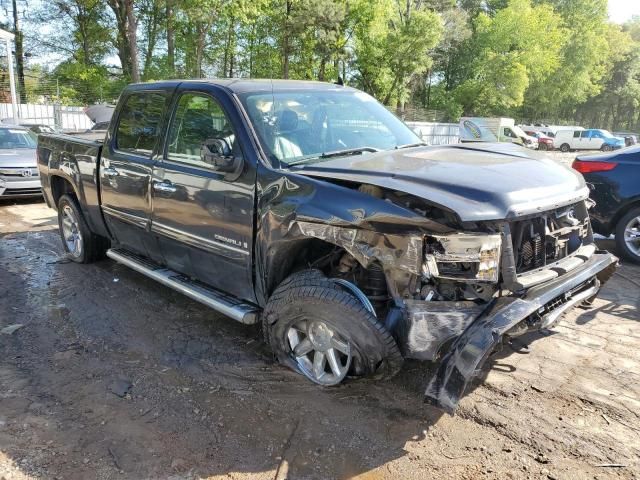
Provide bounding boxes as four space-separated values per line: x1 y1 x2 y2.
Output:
573 145 640 263
589 129 626 151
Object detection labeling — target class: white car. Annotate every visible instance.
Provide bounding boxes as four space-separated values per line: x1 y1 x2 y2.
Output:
554 129 626 152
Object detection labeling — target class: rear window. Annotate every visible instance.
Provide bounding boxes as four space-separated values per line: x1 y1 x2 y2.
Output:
115 92 166 155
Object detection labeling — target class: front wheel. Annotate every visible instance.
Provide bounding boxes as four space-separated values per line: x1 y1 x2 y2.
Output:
57 194 109 263
615 207 640 264
538 143 548 151
601 144 613 152
263 270 403 385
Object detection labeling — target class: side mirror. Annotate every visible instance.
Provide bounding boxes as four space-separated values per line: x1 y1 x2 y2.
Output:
200 138 243 181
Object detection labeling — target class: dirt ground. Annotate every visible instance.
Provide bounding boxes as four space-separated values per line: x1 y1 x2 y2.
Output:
1 198 639 480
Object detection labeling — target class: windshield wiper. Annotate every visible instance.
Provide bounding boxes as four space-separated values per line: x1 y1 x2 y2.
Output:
287 147 379 166
396 142 428 149
319 147 380 158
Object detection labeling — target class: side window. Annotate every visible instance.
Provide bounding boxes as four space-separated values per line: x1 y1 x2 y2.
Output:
573 131 581 138
115 92 165 156
503 128 515 138
167 92 236 167
582 131 590 138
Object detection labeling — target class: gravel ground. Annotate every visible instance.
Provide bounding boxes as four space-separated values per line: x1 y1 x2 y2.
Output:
0 198 639 480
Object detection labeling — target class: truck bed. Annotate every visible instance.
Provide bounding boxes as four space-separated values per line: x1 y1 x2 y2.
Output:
37 132 110 238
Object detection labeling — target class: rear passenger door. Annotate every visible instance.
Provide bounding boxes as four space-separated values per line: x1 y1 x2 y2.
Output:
99 88 172 260
150 85 257 302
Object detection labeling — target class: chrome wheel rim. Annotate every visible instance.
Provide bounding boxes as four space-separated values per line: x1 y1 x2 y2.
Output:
624 216 640 257
287 320 352 386
61 205 83 257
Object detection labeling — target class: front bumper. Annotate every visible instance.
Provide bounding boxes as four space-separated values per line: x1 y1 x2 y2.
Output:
0 169 42 198
422 250 618 413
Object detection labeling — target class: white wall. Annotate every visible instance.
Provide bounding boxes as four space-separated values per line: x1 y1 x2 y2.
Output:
0 103 93 131
406 121 460 145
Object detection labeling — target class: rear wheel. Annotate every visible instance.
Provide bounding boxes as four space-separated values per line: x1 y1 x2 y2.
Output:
57 194 109 263
560 143 570 152
263 270 403 385
615 207 640 264
538 143 548 151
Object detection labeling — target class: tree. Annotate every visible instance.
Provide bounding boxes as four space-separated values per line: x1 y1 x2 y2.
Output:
452 0 564 115
352 0 442 111
525 0 610 120
106 0 140 82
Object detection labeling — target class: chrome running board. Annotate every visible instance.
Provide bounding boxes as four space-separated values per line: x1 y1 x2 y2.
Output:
106 248 259 324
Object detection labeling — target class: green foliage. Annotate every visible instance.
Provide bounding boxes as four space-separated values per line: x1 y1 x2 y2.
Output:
451 0 565 115
15 0 640 132
352 0 442 106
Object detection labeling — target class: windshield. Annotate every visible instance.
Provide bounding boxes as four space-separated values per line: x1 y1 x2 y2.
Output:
0 129 37 149
239 89 421 167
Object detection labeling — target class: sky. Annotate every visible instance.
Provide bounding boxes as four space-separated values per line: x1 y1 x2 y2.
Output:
609 0 640 23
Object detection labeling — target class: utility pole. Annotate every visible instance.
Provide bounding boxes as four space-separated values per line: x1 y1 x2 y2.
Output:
12 0 26 104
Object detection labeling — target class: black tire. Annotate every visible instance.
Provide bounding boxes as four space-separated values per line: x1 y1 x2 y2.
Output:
601 144 613 152
263 270 403 383
560 143 570 152
615 207 640 264
57 194 109 263
538 143 548 151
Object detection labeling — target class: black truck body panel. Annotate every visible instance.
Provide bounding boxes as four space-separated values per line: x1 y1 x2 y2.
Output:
37 79 618 413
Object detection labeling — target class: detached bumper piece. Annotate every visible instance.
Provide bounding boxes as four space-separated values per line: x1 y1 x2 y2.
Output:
424 251 618 414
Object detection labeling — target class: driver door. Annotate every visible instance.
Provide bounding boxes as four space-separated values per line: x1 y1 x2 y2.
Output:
150 87 257 302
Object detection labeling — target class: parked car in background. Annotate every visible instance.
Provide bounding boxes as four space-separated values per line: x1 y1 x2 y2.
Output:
612 131 638 147
524 130 554 150
27 124 61 135
84 104 115 124
573 146 640 264
460 117 538 149
519 124 583 139
0 126 41 199
554 129 625 152
90 121 110 131
37 79 617 413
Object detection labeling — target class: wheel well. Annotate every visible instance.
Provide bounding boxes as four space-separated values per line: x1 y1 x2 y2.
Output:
267 238 344 296
610 199 640 234
266 238 392 317
50 176 77 208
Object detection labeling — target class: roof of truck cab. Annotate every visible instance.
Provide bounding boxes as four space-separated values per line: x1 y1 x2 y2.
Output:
128 79 355 94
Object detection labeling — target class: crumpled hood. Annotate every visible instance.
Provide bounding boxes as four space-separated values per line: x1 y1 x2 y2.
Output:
0 148 37 168
292 143 589 222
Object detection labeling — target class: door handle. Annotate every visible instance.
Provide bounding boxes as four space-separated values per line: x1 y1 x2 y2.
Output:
103 167 119 177
153 181 177 193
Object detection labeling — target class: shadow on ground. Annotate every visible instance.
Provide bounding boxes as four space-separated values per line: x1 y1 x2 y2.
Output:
0 229 447 479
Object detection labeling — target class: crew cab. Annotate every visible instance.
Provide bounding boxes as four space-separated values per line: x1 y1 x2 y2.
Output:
37 80 617 412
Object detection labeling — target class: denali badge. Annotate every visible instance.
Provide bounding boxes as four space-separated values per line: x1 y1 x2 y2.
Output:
21 169 33 177
214 234 248 250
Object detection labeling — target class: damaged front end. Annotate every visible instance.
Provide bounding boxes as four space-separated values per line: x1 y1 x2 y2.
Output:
424 252 616 413
288 195 617 413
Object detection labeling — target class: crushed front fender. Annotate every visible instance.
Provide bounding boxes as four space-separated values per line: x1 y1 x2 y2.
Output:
424 251 618 414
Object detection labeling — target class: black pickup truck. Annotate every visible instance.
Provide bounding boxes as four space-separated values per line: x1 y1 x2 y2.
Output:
37 80 617 412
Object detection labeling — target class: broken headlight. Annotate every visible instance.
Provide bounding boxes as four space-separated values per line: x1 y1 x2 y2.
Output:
423 233 502 283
